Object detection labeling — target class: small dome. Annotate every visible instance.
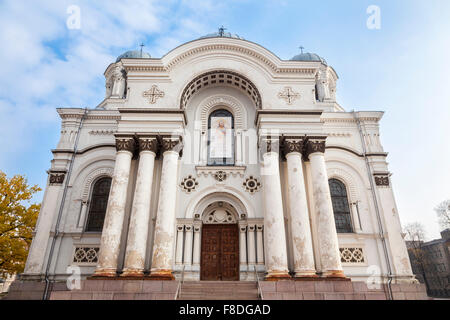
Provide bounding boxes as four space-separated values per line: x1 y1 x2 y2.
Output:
290 52 327 65
199 31 244 40
116 50 151 62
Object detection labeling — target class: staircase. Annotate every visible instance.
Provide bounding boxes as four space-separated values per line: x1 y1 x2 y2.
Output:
178 281 260 300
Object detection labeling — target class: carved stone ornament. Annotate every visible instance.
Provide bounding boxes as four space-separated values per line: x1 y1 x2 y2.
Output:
243 176 262 194
305 140 326 158
49 172 66 185
143 85 165 104
138 137 158 153
214 171 228 182
261 137 279 153
283 139 304 156
278 86 300 105
374 175 390 187
161 137 183 154
203 209 237 224
115 137 136 153
180 175 199 193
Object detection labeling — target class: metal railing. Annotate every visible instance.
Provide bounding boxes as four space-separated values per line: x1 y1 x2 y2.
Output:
174 265 185 300
253 265 264 300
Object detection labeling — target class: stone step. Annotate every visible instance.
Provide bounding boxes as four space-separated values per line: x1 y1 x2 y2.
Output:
178 295 259 300
178 281 260 300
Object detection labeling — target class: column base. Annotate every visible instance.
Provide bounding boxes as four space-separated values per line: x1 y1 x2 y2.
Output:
265 271 291 281
294 271 319 279
120 269 145 278
92 268 117 278
322 270 348 280
147 270 175 280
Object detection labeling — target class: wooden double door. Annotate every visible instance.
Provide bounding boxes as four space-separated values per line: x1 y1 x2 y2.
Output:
200 224 239 281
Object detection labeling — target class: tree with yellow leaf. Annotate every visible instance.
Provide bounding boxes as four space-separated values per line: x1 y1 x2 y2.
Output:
0 171 41 277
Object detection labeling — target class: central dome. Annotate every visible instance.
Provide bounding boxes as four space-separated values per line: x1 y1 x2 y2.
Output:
199 30 244 40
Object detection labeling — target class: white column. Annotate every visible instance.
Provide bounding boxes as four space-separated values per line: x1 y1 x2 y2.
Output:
94 137 135 277
256 224 264 265
239 225 247 269
375 175 415 281
285 140 317 277
149 137 182 279
175 225 185 266
122 137 157 277
183 225 193 268
24 172 65 275
77 200 88 229
247 225 256 266
236 130 243 166
261 140 290 280
308 139 344 278
192 225 201 267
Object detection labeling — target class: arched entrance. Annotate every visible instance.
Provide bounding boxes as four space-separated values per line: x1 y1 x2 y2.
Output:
200 202 239 281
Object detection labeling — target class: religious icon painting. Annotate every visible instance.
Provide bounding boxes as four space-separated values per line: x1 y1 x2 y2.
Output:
207 109 235 166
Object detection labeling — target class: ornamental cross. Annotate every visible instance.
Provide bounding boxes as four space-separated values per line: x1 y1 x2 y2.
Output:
278 86 300 105
143 85 165 104
218 25 227 36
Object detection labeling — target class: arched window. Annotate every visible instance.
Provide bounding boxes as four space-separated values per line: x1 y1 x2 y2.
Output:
85 177 112 232
328 178 353 233
207 109 235 166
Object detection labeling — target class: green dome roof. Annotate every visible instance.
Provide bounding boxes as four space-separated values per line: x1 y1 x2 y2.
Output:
290 52 327 65
116 50 151 62
199 30 244 40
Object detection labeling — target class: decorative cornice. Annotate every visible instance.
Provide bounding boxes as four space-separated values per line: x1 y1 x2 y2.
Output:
164 44 317 75
196 166 246 178
115 137 136 153
89 130 117 136
117 108 187 125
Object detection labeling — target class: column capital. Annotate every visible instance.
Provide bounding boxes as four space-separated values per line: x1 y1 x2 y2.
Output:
260 136 280 154
305 137 327 159
115 136 136 153
160 136 183 155
240 226 247 233
176 224 185 232
137 136 159 154
282 137 306 157
374 173 390 187
48 170 67 185
256 224 264 231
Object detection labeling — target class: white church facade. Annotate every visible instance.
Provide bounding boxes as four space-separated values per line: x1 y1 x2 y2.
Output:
21 31 419 291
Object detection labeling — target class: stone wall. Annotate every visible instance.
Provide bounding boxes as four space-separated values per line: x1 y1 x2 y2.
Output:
259 280 430 300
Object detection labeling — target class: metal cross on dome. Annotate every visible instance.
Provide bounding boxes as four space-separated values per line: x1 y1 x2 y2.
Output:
278 86 300 105
139 43 145 57
143 85 165 104
218 26 227 36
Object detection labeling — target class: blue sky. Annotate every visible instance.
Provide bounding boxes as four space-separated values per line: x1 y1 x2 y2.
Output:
0 0 448 240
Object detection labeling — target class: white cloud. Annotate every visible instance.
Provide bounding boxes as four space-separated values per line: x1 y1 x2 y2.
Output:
0 0 222 173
